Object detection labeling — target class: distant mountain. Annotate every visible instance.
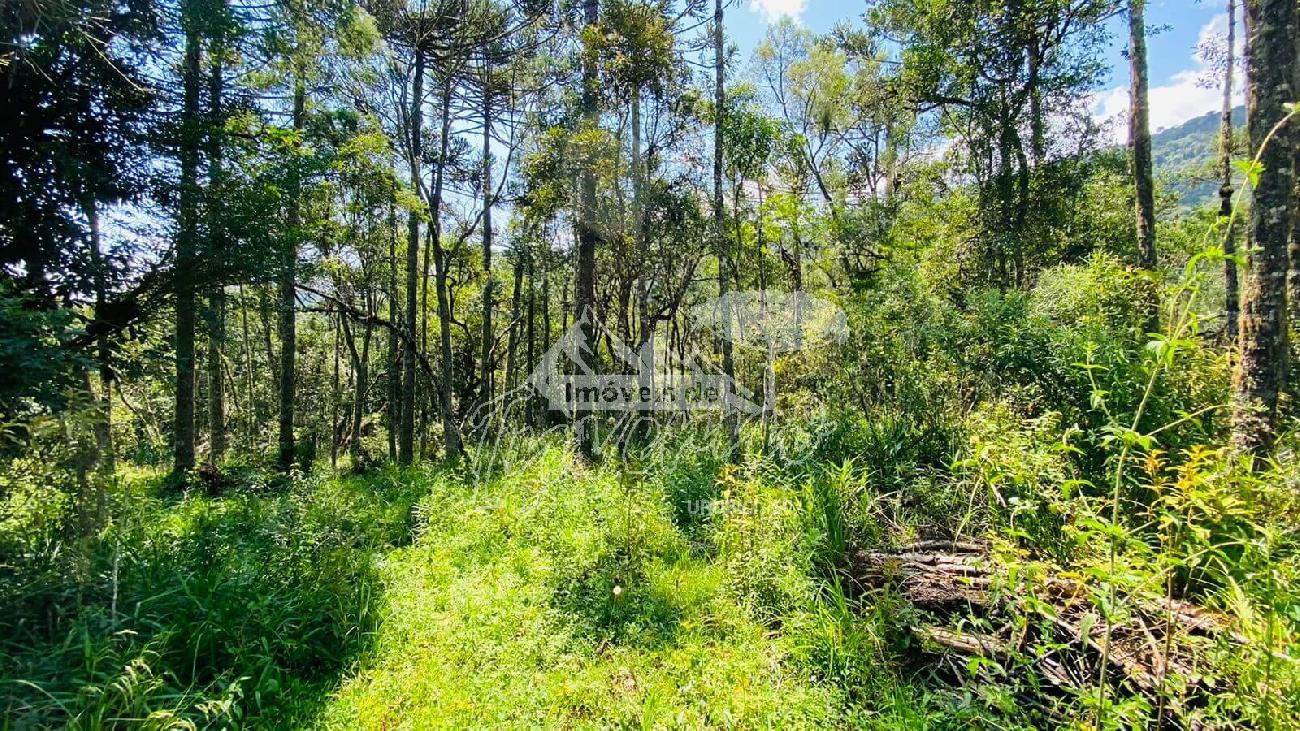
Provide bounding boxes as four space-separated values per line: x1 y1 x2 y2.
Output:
1151 105 1246 210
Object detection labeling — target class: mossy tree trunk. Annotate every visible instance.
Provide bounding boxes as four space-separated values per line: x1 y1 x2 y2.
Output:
1231 0 1297 460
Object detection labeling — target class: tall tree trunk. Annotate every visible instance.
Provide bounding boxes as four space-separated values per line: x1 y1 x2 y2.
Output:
278 73 304 471
479 67 495 408
173 3 202 476
1129 0 1159 326
240 284 254 450
1028 48 1046 166
84 197 114 476
330 314 341 469
526 249 537 424
399 48 424 465
632 86 654 437
574 0 600 460
1012 132 1030 285
1221 0 1241 345
756 185 773 453
431 75 462 460
504 251 524 393
1231 0 1297 460
387 199 399 462
540 258 551 427
996 109 1017 288
1290 0 1300 342
206 7 227 470
714 0 737 458
347 312 372 468
419 89 434 458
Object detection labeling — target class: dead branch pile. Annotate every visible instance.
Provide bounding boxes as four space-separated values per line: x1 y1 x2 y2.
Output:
850 540 1243 710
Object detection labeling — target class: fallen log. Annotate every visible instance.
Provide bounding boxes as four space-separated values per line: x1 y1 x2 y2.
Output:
914 625 1005 656
853 542 993 609
851 542 1240 712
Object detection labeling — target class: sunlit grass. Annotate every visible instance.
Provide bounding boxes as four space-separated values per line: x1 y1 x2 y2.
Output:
318 446 844 729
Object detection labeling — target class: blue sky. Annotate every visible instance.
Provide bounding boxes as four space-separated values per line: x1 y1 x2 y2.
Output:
727 0 1240 136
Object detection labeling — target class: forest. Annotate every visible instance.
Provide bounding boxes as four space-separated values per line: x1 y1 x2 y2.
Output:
2 0 1299 727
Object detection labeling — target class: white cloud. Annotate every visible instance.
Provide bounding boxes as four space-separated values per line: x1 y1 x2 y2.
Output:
1092 13 1245 142
748 0 806 24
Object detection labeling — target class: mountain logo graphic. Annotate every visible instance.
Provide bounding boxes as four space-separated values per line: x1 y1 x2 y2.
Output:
526 292 846 413
527 306 766 413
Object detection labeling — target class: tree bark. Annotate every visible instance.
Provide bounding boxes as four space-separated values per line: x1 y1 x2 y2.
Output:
344 308 372 468
574 0 600 460
1129 0 1159 325
1289 0 1300 343
84 197 114 476
330 314 341 469
174 3 202 476
357 321 373 466
387 199 399 461
431 75 462 460
240 284 255 450
526 249 537 423
399 48 424 465
1221 0 1240 345
631 87 655 440
504 250 524 393
1231 0 1297 460
479 66 495 408
539 257 550 427
278 72 304 471
714 0 737 459
206 7 227 470
1028 48 1046 166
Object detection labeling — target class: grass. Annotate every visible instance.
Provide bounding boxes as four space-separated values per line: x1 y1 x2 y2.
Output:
317 446 846 729
0 464 428 727
8 411 1294 728
5 432 923 728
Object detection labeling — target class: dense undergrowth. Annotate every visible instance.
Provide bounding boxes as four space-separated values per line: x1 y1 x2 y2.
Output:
1 464 427 727
4 254 1299 728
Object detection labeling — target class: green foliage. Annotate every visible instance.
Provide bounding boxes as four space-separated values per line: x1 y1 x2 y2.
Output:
1151 106 1245 210
321 443 846 728
0 287 78 418
2 0 1296 727
1 465 427 727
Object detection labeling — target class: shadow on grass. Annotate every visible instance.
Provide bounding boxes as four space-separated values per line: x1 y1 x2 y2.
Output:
550 548 692 649
0 465 431 727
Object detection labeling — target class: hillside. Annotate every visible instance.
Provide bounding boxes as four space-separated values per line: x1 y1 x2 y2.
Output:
1152 105 1246 209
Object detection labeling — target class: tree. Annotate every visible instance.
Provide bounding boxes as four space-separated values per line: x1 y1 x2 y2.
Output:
175 0 204 475
1290 0 1300 343
1220 0 1240 345
0 0 153 440
872 0 1117 286
574 0 600 460
400 43 424 465
1128 0 1157 325
278 65 307 472
754 20 908 282
595 0 677 438
1231 0 1297 460
427 70 462 461
713 0 737 458
478 58 496 410
206 0 231 470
